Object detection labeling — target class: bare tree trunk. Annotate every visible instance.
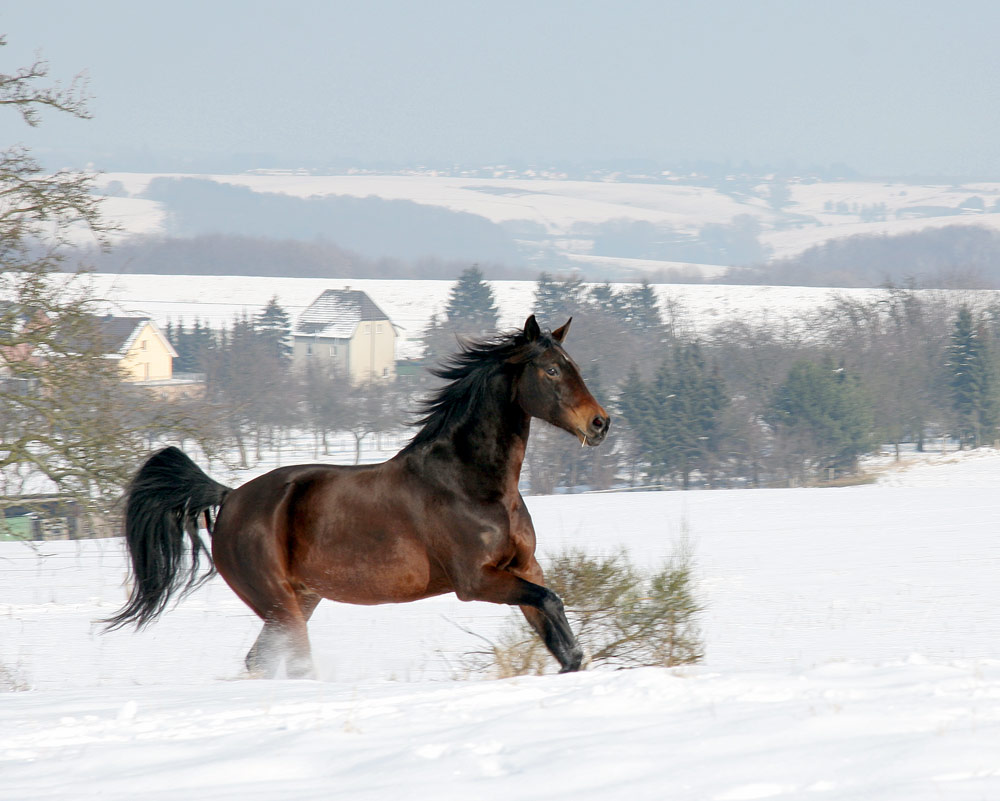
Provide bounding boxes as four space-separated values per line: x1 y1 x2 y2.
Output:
232 425 248 468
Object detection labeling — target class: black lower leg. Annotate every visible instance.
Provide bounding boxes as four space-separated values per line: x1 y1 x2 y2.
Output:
519 583 584 673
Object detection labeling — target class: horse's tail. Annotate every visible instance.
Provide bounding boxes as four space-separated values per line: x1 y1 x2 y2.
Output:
104 446 232 631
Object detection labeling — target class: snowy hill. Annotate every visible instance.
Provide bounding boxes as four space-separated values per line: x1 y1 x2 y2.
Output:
91 172 1000 277
3 451 1000 799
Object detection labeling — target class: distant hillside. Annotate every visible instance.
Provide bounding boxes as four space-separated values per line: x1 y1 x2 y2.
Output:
89 172 1000 283
730 225 1000 288
82 233 533 280
141 177 524 265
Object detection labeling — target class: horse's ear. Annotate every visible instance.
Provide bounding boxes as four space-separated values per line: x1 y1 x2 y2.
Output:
552 317 572 343
524 315 541 342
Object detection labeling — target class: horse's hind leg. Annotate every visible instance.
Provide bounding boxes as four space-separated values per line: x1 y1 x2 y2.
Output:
213 507 321 679
245 588 320 679
245 620 284 678
245 619 311 679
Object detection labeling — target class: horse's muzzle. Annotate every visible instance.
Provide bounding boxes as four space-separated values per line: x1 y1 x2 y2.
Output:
583 414 611 446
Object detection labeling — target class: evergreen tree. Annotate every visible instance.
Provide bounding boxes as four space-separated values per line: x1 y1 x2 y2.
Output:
622 279 664 339
203 313 292 466
647 359 678 481
666 343 729 488
616 346 728 488
947 305 998 448
588 282 628 322
615 364 655 485
166 319 182 368
533 271 586 325
167 318 217 373
423 265 500 363
189 319 215 369
768 358 875 477
443 265 499 334
255 295 292 363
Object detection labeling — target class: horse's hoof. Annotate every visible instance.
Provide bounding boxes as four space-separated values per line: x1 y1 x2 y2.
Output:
558 648 585 673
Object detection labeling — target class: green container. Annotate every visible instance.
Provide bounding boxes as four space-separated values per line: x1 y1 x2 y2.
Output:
0 516 34 541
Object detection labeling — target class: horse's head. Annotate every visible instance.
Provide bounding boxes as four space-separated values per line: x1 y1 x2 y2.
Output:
514 315 611 446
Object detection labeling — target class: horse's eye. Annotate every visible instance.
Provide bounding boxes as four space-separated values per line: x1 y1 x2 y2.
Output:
545 366 559 377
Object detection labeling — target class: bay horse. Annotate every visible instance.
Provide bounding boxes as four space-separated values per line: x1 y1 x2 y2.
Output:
105 315 610 678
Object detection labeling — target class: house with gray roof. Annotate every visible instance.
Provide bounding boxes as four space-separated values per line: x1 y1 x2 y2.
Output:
292 288 397 382
89 316 179 383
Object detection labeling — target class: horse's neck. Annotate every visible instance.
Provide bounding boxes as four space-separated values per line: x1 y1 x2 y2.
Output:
451 373 529 492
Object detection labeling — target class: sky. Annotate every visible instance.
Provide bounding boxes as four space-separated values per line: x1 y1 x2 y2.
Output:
4 0 1000 177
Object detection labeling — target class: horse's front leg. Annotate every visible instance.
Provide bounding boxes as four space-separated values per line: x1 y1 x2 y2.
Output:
457 566 584 673
516 558 584 673
520 598 584 673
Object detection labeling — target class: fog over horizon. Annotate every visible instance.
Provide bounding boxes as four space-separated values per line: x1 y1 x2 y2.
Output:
4 1 1000 178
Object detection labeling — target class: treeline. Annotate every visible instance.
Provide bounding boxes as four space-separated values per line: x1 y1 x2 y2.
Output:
423 269 1000 491
729 225 1000 288
162 297 416 469
130 177 523 265
163 268 1000 494
81 233 528 280
81 221 1000 291
583 214 770 267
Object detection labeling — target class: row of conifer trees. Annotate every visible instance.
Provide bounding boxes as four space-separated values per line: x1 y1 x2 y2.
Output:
161 266 999 491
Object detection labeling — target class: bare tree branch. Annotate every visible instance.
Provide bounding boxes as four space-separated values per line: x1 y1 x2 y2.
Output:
0 36 92 127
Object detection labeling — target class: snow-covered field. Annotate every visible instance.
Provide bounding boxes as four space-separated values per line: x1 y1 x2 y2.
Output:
3 450 1000 799
84 271 890 336
87 271 1000 361
92 172 1000 271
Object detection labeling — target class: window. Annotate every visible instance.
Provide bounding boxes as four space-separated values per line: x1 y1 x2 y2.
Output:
306 343 313 356
364 323 371 334
140 340 148 350
376 323 383 334
382 366 389 377
329 345 337 357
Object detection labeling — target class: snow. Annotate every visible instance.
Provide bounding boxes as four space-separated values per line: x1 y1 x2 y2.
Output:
4 663 999 801
90 172 1000 268
85 271 983 360
99 172 759 232
871 445 1000 488
4 450 1000 799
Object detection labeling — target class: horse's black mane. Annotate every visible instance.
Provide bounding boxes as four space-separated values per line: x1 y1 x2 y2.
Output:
405 328 556 448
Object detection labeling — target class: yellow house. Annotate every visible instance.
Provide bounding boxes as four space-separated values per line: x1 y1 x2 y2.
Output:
94 316 178 382
292 289 397 383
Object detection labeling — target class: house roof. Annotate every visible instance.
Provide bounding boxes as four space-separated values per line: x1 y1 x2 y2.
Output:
91 316 179 359
295 289 392 339
96 316 147 353
0 311 178 362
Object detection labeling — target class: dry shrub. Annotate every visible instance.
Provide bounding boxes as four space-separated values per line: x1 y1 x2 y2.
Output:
0 663 29 692
465 539 704 678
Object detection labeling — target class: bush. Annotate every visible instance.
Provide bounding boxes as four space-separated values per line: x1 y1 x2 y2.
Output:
464 540 704 678
0 663 28 692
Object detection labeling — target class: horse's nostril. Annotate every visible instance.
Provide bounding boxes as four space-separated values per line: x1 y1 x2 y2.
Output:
592 416 605 430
